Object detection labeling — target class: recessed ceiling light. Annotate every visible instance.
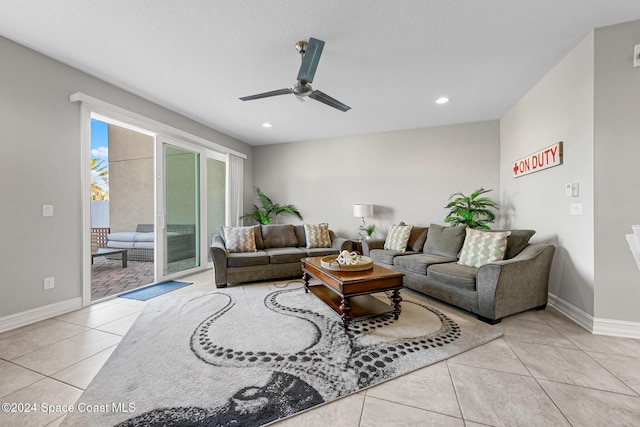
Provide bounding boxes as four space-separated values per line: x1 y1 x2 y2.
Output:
262 122 272 128
436 97 450 104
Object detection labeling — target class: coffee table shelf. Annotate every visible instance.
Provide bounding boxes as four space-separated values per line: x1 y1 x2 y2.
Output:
308 285 394 319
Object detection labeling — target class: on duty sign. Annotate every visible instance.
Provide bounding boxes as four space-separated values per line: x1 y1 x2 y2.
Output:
512 142 563 178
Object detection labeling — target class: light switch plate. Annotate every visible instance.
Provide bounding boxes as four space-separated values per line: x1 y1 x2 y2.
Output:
634 44 640 68
42 205 53 217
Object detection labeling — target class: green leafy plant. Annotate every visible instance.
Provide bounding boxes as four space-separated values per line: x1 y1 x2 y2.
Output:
241 186 303 225
444 187 498 230
364 223 376 237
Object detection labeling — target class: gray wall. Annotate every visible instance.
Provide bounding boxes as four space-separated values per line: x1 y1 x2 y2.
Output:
501 18 640 325
593 20 640 322
108 124 154 233
0 36 253 318
500 32 596 316
253 121 500 239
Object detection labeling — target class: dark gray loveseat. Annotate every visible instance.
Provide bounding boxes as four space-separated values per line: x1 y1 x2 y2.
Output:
362 224 555 324
211 224 352 288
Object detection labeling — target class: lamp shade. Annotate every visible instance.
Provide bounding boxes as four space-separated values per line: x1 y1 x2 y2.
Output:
353 204 373 217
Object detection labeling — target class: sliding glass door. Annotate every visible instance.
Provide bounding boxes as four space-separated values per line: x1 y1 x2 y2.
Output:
157 137 201 278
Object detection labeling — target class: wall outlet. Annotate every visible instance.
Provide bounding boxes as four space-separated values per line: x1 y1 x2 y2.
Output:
570 203 583 216
43 277 55 290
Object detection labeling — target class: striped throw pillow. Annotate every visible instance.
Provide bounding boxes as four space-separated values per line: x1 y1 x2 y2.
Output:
222 226 257 253
304 223 332 248
458 228 511 268
384 224 413 252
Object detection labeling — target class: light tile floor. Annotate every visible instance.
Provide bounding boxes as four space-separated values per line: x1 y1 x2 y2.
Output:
1 269 640 426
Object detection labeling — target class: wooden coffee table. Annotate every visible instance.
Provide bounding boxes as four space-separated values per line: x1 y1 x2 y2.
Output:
301 256 404 330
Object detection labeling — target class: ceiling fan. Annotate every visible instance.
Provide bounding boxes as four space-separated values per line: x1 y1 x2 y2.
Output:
239 37 351 112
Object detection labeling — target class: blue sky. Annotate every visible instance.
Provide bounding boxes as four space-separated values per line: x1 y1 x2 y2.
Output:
91 119 108 158
91 119 109 191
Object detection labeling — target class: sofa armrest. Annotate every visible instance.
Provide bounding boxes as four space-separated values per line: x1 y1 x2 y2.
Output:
476 244 555 320
332 237 353 252
210 234 228 288
361 238 385 257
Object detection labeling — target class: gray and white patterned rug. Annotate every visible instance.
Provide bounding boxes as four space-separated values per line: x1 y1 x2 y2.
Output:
63 282 502 426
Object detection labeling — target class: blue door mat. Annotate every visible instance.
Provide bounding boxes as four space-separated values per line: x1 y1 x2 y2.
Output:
119 281 192 301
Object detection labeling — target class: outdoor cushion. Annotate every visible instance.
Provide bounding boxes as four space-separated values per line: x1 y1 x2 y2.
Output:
227 251 269 268
304 223 332 248
261 224 299 248
458 228 511 268
423 224 467 258
133 242 154 249
222 226 257 253
384 224 413 252
107 232 138 241
394 253 457 275
427 263 477 291
264 247 307 264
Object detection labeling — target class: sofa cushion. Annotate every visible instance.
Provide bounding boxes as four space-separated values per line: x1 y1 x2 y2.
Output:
264 247 307 264
423 224 467 258
227 251 269 267
222 226 257 253
498 229 535 259
384 224 413 252
407 226 429 252
304 223 332 248
427 263 477 291
261 224 298 248
370 249 417 265
305 247 340 257
458 228 511 268
394 253 458 275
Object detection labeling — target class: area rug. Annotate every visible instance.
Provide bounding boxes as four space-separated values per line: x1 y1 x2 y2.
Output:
64 282 502 427
118 280 192 301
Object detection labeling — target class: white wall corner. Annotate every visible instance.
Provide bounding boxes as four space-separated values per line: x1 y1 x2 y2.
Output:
0 298 82 334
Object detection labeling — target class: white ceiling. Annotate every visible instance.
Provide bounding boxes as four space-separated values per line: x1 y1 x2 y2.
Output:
2 1 640 146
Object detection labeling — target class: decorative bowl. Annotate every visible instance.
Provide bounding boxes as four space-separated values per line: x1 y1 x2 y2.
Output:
320 255 374 271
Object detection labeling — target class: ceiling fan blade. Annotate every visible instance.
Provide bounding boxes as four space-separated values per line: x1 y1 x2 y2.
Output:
239 88 292 101
309 90 351 112
297 37 325 83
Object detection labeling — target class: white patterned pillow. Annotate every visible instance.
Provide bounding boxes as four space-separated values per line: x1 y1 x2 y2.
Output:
384 224 413 252
304 223 332 248
458 228 511 268
222 226 257 253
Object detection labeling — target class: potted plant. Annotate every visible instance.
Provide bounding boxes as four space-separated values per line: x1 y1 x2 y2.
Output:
364 223 376 239
444 187 498 229
241 186 303 225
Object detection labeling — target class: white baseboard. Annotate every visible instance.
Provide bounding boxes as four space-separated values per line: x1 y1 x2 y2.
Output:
548 293 593 332
0 298 83 334
548 293 640 339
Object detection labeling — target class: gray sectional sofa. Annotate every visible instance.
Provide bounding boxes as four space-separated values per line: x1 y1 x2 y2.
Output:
210 224 352 288
362 224 555 324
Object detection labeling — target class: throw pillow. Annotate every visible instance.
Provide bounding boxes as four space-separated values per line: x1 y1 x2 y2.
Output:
304 223 332 248
261 224 299 248
458 228 511 268
222 226 257 253
384 224 413 252
423 224 467 258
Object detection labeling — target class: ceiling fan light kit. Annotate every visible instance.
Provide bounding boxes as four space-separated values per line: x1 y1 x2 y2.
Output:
240 37 351 112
